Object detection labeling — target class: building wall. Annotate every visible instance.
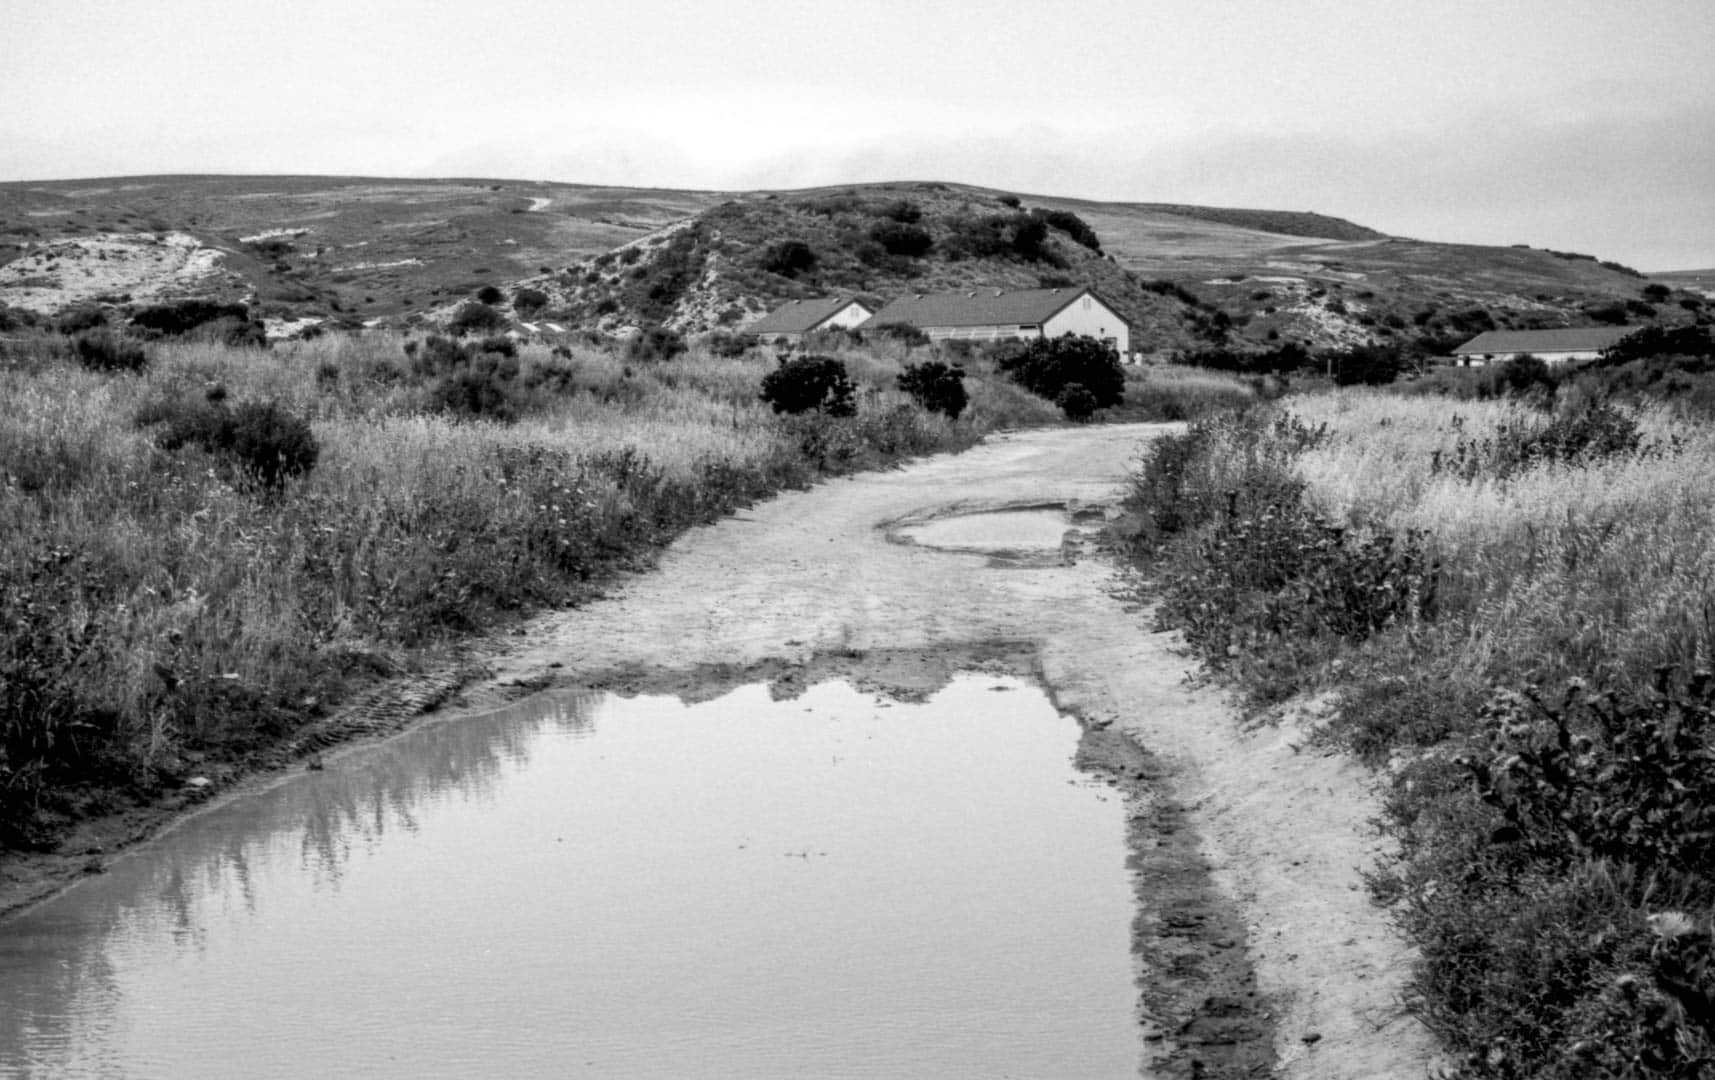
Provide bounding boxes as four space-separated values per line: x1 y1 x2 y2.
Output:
823 302 872 331
1457 350 1601 366
1042 294 1130 355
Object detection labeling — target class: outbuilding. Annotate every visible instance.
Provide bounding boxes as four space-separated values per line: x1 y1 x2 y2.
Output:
746 296 874 341
1452 326 1635 365
859 286 1130 356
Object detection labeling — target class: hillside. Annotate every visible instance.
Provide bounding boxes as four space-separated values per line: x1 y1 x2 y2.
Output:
2 175 1705 352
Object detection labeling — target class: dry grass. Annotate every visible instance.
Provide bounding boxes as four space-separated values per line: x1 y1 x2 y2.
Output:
0 329 1013 845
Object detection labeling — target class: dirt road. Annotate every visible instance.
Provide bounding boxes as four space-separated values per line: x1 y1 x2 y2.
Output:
458 422 1438 1080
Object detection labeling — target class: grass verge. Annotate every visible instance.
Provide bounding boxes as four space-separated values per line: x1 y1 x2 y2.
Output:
1118 384 1715 1077
1 330 997 850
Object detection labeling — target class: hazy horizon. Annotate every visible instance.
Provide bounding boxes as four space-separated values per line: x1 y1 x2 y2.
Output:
5 0 1712 271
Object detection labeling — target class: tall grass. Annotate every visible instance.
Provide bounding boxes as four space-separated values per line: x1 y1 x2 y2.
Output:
0 330 1006 847
1121 386 1715 1076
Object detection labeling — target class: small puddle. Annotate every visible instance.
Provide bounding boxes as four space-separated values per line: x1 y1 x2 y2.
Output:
891 504 1100 566
0 675 1141 1079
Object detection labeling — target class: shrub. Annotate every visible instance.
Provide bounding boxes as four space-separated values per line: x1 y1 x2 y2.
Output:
868 220 933 257
1330 342 1407 386
704 330 754 358
943 211 1056 264
448 302 507 336
876 199 922 224
897 361 968 419
871 322 930 347
997 334 1124 411
131 299 251 337
760 239 818 279
760 354 856 417
513 286 548 313
1055 383 1098 421
1599 325 1715 367
996 194 1022 208
147 397 320 489
626 326 687 363
1030 208 1102 251
56 304 107 334
73 330 149 373
1583 300 1630 326
475 284 504 305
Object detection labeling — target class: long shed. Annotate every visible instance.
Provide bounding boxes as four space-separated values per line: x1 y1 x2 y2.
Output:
1452 326 1635 365
747 297 874 341
859 286 1130 356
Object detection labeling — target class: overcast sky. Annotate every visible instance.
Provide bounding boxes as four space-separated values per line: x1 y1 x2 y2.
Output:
4 0 1711 270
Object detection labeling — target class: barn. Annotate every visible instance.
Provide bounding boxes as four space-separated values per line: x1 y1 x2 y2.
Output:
746 297 874 341
1452 326 1636 365
858 286 1131 357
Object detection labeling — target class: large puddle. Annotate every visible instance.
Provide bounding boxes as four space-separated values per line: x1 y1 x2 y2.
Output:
0 675 1141 1079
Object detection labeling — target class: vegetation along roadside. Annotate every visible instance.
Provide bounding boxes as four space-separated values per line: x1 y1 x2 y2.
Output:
1117 331 1715 1078
0 307 1254 868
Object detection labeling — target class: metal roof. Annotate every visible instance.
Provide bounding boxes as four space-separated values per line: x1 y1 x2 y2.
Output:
746 296 870 335
859 286 1110 329
1453 326 1636 355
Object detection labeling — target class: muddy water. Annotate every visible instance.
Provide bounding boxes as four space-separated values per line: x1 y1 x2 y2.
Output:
0 675 1140 1079
897 508 1073 556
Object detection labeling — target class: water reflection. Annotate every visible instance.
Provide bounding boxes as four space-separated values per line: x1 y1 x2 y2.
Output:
0 679 1137 1080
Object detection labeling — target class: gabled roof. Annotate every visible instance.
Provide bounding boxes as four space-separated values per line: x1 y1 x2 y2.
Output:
1453 326 1636 355
747 296 870 335
860 286 1113 329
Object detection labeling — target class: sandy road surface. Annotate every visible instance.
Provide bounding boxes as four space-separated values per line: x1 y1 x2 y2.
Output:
457 422 1437 1079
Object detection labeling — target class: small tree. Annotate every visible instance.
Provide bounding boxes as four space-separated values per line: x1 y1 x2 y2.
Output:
897 361 967 419
475 284 504 305
513 286 549 313
760 355 856 417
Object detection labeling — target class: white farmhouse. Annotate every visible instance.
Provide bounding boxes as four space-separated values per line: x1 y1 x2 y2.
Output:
858 286 1130 356
746 296 874 341
1452 326 1636 365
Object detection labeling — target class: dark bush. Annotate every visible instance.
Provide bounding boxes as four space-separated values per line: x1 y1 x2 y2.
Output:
868 220 934 258
513 287 548 313
226 401 320 487
1330 342 1407 386
1599 325 1715 366
448 302 507 336
760 354 856 417
1030 208 1102 251
996 194 1022 208
1056 383 1098 421
475 284 504 305
877 199 922 224
56 304 108 334
943 211 1056 264
997 334 1124 410
760 239 818 279
897 361 967 419
73 330 149 373
704 331 753 358
148 398 320 489
1583 301 1630 326
131 299 251 337
430 369 518 423
626 326 687 363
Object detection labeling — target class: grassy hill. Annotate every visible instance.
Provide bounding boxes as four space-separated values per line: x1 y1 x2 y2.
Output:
2 175 1705 352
